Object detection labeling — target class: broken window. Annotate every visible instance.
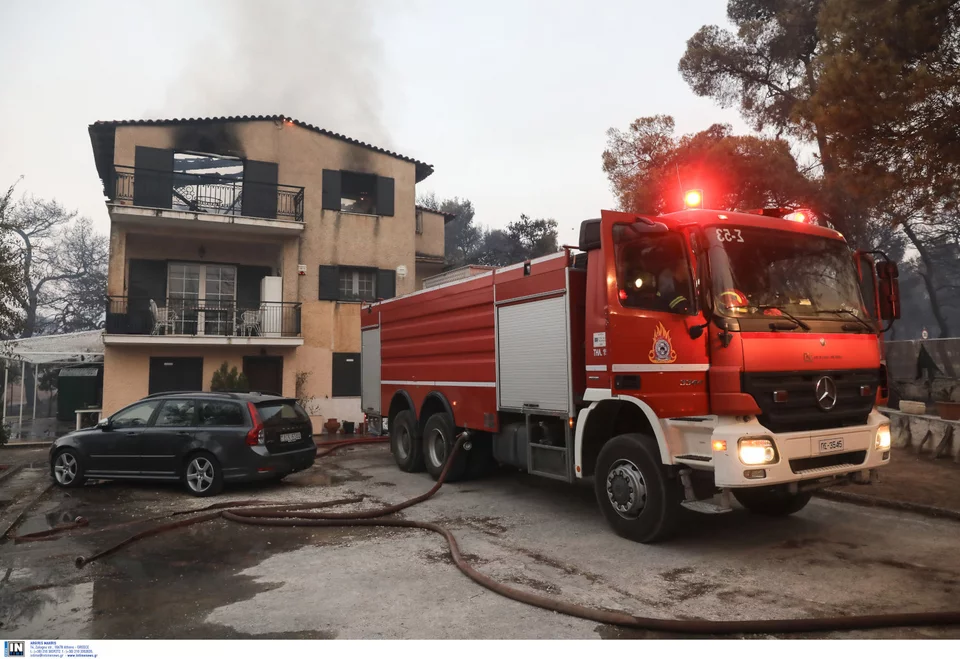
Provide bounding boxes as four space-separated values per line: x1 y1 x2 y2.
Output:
172 152 244 216
340 172 378 215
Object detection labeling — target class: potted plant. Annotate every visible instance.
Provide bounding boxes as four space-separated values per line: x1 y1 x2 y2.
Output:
932 378 960 421
324 417 341 434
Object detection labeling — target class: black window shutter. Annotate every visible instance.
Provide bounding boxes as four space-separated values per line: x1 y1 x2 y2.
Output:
319 265 340 300
237 265 274 309
241 160 278 219
376 176 395 216
133 146 174 209
332 353 362 397
377 269 396 300
127 259 168 333
322 170 341 211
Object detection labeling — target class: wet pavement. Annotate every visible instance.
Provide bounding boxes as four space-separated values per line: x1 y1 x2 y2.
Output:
1 444 959 639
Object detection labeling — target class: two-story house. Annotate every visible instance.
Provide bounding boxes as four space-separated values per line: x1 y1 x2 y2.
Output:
88 115 449 427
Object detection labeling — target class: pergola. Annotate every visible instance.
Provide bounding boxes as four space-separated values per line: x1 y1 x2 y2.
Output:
0 330 104 431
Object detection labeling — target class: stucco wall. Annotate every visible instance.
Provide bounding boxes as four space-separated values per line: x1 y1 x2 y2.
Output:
102 344 297 416
415 209 446 260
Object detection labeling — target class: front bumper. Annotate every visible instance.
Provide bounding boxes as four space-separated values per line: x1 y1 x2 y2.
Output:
223 445 317 482
709 410 890 489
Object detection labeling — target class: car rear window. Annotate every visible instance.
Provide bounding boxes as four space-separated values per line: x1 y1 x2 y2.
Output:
199 401 245 426
256 400 309 425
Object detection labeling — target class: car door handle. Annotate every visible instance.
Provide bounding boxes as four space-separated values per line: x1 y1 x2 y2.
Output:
125 432 137 437
176 431 191 436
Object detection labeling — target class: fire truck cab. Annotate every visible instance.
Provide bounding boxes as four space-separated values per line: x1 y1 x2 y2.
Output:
361 207 901 543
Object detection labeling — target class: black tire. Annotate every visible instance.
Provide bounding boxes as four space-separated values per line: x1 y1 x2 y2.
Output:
593 433 682 543
733 488 812 516
391 409 424 472
51 448 85 489
465 435 496 479
422 412 468 482
182 452 224 497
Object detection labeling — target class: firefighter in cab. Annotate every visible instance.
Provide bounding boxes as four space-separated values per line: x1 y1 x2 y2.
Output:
657 260 691 313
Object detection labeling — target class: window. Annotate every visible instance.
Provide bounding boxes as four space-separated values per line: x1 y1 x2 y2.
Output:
166 263 237 335
416 209 424 235
332 352 361 397
111 401 160 429
613 225 694 314
340 172 378 214
199 400 245 426
154 400 196 427
338 268 377 302
256 401 310 425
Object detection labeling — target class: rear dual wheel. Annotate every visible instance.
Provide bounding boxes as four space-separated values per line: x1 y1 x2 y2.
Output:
391 409 424 472
422 412 468 482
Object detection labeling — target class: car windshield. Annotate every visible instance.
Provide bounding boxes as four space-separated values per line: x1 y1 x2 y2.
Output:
705 225 867 320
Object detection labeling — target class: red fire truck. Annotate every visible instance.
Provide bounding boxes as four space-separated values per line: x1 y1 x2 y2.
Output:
360 205 901 542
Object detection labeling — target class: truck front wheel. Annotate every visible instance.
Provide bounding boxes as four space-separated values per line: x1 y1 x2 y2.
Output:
391 410 424 472
594 433 682 543
733 488 812 516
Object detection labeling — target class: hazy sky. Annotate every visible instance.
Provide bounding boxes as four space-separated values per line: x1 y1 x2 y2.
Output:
0 0 750 243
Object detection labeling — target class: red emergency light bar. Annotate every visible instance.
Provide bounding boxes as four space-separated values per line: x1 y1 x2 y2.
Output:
743 207 816 223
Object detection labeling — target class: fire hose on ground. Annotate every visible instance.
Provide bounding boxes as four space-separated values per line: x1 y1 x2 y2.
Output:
11 434 960 635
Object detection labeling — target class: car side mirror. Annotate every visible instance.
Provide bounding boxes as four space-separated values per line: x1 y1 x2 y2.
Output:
877 261 901 321
97 417 111 430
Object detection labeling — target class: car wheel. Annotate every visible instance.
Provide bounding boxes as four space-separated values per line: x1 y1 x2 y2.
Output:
182 452 224 497
422 412 468 482
733 488 812 516
594 433 682 543
391 409 424 473
51 449 85 488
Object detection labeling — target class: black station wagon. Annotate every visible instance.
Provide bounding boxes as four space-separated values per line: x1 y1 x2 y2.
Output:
49 392 315 496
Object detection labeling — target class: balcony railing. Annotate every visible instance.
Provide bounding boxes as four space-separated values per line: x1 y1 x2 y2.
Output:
112 165 304 223
105 297 302 338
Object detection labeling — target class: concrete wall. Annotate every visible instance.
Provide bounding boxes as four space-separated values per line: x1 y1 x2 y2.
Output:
103 119 437 422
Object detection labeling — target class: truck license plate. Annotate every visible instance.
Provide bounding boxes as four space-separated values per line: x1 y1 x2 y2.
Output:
280 432 301 443
818 438 844 454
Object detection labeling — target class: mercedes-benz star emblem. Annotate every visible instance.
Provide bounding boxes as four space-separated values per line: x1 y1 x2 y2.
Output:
815 376 838 411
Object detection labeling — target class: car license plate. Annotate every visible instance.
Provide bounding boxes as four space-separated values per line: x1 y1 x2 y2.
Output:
818 437 844 454
280 432 301 443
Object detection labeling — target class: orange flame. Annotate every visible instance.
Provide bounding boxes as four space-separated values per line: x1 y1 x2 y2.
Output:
648 322 677 363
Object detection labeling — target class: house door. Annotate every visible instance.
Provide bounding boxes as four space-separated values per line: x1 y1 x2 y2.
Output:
244 356 283 396
148 357 204 394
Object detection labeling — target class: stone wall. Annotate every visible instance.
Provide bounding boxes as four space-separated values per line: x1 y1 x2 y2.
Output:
886 408 960 462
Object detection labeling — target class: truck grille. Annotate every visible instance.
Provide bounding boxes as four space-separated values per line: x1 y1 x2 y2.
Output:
789 450 867 474
742 369 879 434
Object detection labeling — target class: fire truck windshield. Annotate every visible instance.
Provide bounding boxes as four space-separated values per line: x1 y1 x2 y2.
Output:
705 226 867 321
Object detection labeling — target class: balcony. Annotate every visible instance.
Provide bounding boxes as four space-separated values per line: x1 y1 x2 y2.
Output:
109 165 305 235
104 297 303 347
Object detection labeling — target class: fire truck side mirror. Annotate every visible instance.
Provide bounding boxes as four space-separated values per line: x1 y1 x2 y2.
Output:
877 261 901 320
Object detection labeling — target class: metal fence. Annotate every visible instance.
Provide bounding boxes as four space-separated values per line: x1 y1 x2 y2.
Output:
105 297 302 338
112 165 305 223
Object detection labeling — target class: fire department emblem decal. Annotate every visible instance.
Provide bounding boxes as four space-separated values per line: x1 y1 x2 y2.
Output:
648 322 677 364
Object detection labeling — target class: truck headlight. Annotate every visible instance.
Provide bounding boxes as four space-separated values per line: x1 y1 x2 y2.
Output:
875 424 891 450
738 438 777 465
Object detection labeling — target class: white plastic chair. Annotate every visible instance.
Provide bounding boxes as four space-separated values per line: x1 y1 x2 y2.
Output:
150 298 177 335
239 309 261 336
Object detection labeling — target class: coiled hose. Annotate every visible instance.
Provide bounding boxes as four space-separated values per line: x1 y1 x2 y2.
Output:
20 435 960 635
